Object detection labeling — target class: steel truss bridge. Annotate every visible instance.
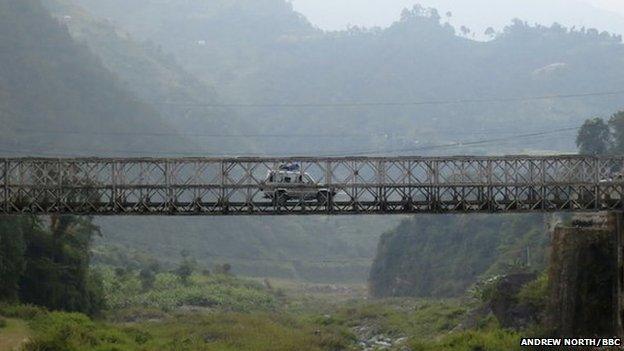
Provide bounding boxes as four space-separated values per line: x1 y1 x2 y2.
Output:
2 156 624 216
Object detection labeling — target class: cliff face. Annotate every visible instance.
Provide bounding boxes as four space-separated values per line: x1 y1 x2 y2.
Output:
368 214 548 298
488 272 539 329
548 213 619 337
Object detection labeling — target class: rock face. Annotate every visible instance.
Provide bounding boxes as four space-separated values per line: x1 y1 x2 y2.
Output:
368 215 547 298
489 273 538 329
548 213 619 337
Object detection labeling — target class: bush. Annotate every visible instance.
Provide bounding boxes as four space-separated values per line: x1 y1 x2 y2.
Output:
410 328 521 351
101 269 277 312
471 275 504 302
121 327 152 345
332 299 466 340
139 268 156 291
0 304 48 319
24 312 138 351
517 273 548 310
24 312 95 351
23 311 352 351
143 312 352 351
107 306 167 323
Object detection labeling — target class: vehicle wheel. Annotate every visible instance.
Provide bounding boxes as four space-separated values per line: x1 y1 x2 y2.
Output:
317 191 328 205
274 190 287 206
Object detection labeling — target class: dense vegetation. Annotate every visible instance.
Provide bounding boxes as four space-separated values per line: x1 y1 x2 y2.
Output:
370 110 624 300
0 216 103 315
0 213 529 350
369 214 549 298
2 305 352 351
1 289 523 351
100 269 277 313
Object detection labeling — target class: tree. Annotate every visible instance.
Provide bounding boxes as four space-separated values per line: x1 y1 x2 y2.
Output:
576 117 610 155
115 267 129 279
222 263 232 274
609 111 624 154
460 26 471 37
147 262 161 274
18 215 104 315
214 263 232 275
139 267 156 291
0 217 27 301
175 260 194 284
175 250 196 284
429 9 441 22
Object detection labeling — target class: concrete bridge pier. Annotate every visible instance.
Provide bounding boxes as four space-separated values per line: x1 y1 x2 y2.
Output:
614 211 624 337
549 211 624 337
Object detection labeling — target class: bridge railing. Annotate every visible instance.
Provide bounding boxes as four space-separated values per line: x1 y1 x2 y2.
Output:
2 156 624 215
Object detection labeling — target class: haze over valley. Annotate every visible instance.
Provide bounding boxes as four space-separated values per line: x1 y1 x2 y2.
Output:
1 0 624 349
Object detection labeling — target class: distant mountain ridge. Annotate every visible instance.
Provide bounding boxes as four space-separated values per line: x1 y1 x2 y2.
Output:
291 0 624 38
69 0 624 156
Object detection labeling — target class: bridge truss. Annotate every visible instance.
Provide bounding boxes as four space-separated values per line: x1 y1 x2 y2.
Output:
2 156 624 215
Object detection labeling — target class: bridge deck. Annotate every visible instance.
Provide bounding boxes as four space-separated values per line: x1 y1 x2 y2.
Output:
2 156 624 215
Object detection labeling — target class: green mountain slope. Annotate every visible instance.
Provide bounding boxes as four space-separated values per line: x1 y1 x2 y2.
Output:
69 0 318 90
41 0 251 154
0 0 183 157
369 214 551 297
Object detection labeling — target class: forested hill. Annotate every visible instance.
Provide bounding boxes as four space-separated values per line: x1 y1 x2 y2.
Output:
369 214 550 298
41 0 252 154
70 1 624 155
69 0 318 89
0 0 187 157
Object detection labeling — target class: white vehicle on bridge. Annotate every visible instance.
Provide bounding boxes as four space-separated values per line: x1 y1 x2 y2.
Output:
261 164 335 204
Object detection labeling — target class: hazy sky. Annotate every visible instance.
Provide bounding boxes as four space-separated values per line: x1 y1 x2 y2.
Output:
290 0 624 36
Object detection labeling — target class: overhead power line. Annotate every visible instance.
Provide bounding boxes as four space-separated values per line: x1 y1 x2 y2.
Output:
318 126 580 157
11 128 385 139
10 125 577 139
202 253 375 264
0 126 581 158
144 90 624 108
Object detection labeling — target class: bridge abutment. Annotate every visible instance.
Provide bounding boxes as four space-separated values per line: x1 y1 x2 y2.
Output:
549 211 624 337
613 211 624 336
